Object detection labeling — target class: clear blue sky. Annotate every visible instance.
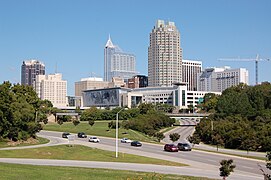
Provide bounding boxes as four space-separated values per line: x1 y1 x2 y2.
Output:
1 0 270 95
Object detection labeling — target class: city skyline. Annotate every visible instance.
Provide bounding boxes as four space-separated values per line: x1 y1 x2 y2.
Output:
0 0 270 95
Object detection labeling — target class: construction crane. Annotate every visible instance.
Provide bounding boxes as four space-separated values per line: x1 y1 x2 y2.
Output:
218 54 270 85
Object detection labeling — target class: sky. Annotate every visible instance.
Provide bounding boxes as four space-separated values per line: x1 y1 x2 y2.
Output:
0 0 270 95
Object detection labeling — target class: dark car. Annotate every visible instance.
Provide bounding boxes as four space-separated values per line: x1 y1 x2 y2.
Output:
78 132 87 138
164 144 178 152
62 132 71 138
131 141 142 147
177 142 192 151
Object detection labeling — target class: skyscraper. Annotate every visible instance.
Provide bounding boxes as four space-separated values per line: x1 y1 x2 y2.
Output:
148 20 183 87
21 60 45 86
104 36 137 82
182 59 202 91
34 73 67 107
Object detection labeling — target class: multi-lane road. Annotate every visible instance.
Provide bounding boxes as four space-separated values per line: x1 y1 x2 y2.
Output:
41 130 268 178
0 129 269 179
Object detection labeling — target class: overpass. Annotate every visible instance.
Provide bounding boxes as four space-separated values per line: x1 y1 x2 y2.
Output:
166 113 210 126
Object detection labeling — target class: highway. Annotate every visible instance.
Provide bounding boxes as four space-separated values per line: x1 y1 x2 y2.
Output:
35 130 269 179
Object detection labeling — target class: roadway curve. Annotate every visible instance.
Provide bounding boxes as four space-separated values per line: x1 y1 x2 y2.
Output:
0 130 269 180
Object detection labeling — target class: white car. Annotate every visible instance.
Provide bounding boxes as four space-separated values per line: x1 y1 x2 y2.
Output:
89 136 100 143
121 138 132 143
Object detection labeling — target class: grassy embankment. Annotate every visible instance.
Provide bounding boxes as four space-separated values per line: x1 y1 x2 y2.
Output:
0 137 49 148
0 162 213 180
0 144 186 166
43 121 160 143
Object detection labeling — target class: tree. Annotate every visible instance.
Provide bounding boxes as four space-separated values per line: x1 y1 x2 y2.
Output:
108 121 119 129
88 120 95 127
188 134 201 146
0 82 42 141
138 103 154 114
169 133 180 143
72 120 80 126
155 132 165 142
219 159 236 180
212 133 224 151
265 152 271 180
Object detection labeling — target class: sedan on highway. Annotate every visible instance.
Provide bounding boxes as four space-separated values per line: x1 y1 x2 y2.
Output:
62 132 71 138
164 144 178 152
177 142 192 151
131 141 142 147
89 136 100 143
121 138 132 143
77 132 87 138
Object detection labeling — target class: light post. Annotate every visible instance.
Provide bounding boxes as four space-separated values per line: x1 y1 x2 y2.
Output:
116 108 127 158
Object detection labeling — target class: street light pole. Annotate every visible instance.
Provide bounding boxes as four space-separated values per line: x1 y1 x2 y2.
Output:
116 108 125 158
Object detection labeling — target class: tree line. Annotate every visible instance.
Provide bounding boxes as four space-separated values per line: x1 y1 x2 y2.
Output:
194 82 271 152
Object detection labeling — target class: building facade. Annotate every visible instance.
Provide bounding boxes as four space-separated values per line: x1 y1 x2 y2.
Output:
128 75 148 89
197 66 249 92
104 36 137 82
21 60 45 86
82 83 220 109
148 20 183 87
182 59 202 91
34 73 67 107
75 77 109 97
75 77 126 97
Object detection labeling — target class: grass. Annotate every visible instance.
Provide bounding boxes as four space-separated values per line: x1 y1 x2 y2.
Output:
0 163 213 180
159 126 177 134
0 144 186 166
194 148 266 161
43 121 159 143
0 137 49 148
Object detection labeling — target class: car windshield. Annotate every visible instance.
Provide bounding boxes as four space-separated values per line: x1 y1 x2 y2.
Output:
91 137 97 139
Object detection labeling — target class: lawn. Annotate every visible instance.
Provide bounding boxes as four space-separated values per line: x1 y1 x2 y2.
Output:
0 137 49 148
0 162 213 180
43 121 159 143
0 144 186 166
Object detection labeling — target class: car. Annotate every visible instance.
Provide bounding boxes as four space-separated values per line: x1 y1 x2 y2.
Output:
89 136 100 143
121 138 132 143
164 144 178 152
131 141 142 147
62 132 71 138
77 132 87 138
177 142 192 151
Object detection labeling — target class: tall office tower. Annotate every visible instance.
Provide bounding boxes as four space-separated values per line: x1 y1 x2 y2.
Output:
34 73 67 107
197 66 249 92
148 19 183 87
104 36 137 82
182 59 202 91
21 60 45 86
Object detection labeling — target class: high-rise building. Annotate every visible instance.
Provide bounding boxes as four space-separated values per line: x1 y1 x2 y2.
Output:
182 59 202 91
148 20 183 87
34 73 67 107
21 60 45 86
104 36 137 82
197 66 249 92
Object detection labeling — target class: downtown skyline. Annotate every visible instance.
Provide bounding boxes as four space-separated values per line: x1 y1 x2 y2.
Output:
0 0 270 95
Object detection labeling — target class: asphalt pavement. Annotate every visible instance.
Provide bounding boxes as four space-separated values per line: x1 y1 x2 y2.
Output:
0 130 269 180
